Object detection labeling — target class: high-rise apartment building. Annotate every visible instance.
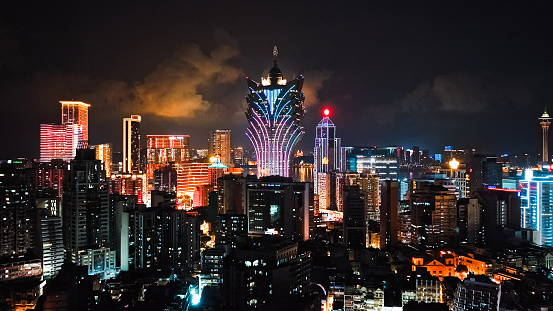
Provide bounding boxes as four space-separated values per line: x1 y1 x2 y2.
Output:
63 149 109 263
36 208 64 279
95 143 112 176
208 129 231 167
380 180 398 249
246 176 313 241
61 101 90 141
123 115 141 174
245 47 305 177
0 160 36 258
408 182 457 247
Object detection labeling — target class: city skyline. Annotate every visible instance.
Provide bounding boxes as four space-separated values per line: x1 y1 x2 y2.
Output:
1 2 553 158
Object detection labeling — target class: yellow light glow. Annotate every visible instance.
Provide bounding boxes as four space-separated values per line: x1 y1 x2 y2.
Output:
448 158 460 170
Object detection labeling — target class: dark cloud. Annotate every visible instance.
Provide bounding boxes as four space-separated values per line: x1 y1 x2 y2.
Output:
363 71 533 124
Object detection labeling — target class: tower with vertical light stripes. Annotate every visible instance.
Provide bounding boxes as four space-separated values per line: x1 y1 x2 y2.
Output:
245 47 305 177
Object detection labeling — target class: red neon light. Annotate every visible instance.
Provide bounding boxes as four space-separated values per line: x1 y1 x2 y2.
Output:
322 108 331 117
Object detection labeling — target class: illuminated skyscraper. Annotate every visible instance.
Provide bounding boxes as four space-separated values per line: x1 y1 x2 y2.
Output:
520 169 553 247
146 135 190 178
40 101 89 162
61 101 90 141
245 46 305 177
540 110 552 162
314 108 342 204
123 115 141 173
95 143 112 176
40 123 82 162
208 129 231 167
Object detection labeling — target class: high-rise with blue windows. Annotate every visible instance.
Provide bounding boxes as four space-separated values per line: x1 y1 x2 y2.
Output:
245 47 305 177
520 168 553 246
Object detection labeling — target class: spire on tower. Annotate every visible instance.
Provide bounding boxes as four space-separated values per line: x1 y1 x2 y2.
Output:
273 45 278 67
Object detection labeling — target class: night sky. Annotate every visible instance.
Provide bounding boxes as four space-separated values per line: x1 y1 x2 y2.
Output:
1 1 553 159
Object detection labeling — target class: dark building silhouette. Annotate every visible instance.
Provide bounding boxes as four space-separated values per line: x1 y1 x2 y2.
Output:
381 180 398 249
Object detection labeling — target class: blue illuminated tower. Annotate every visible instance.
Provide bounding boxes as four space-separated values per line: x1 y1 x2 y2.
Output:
314 108 342 195
245 47 305 177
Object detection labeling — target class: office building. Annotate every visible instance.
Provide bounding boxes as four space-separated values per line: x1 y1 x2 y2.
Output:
123 115 141 174
62 149 110 264
245 47 305 177
209 129 231 167
95 143 112 176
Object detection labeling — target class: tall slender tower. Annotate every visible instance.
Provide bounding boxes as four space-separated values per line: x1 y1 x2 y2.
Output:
540 110 552 163
245 46 305 177
314 108 342 196
123 115 141 173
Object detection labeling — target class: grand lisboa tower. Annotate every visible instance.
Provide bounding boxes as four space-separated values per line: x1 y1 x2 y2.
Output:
245 46 306 177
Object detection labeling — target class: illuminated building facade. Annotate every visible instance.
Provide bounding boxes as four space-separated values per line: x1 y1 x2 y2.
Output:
95 143 112 176
108 173 145 204
208 129 231 167
61 101 90 141
314 108 343 196
40 123 82 162
520 169 553 246
245 47 305 177
123 115 141 173
40 101 89 162
173 162 210 206
347 147 399 180
146 135 190 179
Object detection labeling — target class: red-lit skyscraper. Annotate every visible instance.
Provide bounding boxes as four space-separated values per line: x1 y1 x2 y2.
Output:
40 101 89 162
61 101 90 141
